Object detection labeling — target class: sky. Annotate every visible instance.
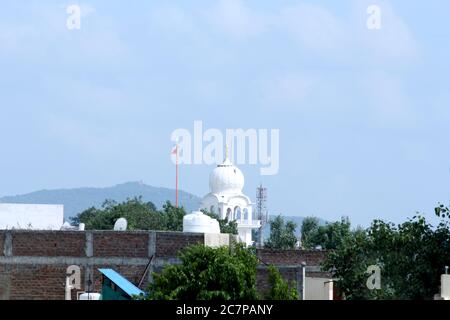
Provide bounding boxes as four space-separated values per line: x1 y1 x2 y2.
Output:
1 0 450 227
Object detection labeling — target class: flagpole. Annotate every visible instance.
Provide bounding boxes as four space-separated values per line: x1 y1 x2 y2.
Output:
175 144 179 208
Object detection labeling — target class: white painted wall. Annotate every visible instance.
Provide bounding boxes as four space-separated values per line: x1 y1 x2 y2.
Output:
305 277 334 300
0 203 64 230
441 275 450 300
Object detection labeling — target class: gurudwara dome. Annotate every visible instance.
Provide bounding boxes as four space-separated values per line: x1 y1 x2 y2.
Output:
209 157 244 194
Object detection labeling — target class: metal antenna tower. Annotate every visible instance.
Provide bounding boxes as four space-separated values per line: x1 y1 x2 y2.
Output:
256 184 268 247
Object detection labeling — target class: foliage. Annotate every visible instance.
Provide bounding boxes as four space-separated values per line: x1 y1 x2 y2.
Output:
162 201 185 232
300 216 320 249
265 265 299 300
301 217 353 250
322 213 450 300
203 210 238 235
264 215 297 249
146 244 258 300
70 197 185 231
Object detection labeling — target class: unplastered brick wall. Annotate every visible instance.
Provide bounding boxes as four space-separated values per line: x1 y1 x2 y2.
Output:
8 264 85 300
11 231 86 256
155 232 205 258
0 230 327 300
256 249 327 266
0 230 205 300
93 231 149 257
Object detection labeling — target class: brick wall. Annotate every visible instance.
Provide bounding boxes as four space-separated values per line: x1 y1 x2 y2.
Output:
8 264 85 300
0 230 327 300
93 231 149 257
256 249 326 266
155 232 204 258
0 230 206 300
11 231 85 257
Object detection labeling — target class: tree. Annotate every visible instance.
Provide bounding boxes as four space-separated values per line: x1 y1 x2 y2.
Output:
303 217 353 250
264 215 297 249
203 210 238 235
322 213 450 300
70 197 185 231
300 216 320 249
146 244 258 300
321 226 376 300
162 201 185 232
265 265 299 300
70 206 99 226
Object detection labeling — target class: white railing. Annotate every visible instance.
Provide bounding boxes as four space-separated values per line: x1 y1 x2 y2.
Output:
236 220 261 228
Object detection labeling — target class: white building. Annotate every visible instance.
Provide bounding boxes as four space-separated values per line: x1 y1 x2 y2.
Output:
0 203 64 230
200 153 260 246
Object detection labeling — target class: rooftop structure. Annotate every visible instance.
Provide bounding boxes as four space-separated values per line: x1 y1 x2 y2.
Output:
0 203 63 230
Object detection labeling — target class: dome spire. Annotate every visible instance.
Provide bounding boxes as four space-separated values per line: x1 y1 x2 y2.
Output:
225 143 229 161
221 143 232 166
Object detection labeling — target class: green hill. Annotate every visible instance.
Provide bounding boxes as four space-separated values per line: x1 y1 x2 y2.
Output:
0 182 201 220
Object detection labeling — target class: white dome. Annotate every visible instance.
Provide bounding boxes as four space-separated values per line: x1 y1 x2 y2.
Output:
183 211 220 234
209 157 244 194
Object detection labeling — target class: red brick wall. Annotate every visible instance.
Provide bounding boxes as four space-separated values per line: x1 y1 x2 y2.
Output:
0 231 328 300
0 230 206 300
93 231 149 257
8 264 85 300
256 249 326 266
11 231 85 257
155 232 204 258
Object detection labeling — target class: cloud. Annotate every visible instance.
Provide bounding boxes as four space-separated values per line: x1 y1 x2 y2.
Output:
261 73 317 107
278 3 349 55
352 0 419 62
359 71 416 125
148 4 197 34
207 0 269 38
141 1 418 63
0 3 128 66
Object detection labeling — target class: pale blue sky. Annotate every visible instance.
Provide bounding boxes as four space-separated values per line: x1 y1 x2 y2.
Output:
1 0 450 227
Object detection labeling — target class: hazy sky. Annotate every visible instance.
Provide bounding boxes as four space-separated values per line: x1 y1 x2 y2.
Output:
1 0 450 227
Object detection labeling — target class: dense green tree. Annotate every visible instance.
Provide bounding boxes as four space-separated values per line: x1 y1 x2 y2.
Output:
70 206 99 226
70 197 184 231
203 210 238 235
300 216 320 249
302 217 353 250
265 265 299 300
322 213 450 300
146 244 258 300
321 226 377 300
162 201 185 232
264 215 297 249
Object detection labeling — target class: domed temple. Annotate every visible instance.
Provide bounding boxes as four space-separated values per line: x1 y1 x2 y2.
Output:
200 151 261 246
